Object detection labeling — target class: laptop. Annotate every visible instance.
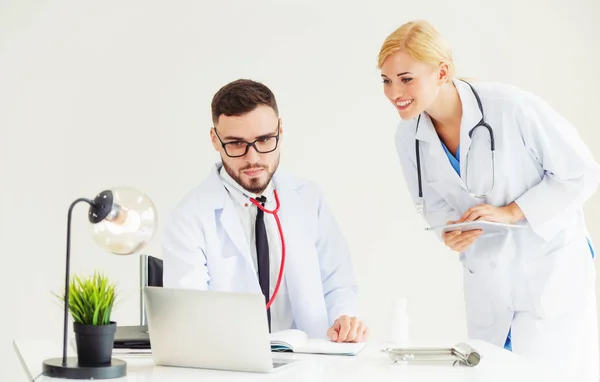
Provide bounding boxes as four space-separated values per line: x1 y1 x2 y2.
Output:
114 325 150 349
143 286 297 373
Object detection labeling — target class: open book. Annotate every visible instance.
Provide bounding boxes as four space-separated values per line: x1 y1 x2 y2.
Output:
269 329 366 356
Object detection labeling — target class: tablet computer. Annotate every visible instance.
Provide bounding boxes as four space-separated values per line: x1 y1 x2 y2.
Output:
425 221 526 235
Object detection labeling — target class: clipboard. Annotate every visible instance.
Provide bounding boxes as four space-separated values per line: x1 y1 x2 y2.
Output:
382 342 482 367
425 221 526 235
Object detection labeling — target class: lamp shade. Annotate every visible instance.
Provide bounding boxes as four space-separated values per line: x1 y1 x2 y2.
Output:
88 187 157 255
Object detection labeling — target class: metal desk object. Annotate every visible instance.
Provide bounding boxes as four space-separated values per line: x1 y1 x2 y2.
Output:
382 342 481 367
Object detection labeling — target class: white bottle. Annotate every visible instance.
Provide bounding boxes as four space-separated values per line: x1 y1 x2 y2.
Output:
389 297 410 348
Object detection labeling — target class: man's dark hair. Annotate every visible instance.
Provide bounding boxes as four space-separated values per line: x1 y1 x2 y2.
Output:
211 79 279 125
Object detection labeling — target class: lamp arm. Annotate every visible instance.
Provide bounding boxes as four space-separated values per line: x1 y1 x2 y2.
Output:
61 197 95 366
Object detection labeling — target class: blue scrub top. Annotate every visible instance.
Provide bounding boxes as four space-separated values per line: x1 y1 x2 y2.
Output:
440 141 460 175
439 141 595 352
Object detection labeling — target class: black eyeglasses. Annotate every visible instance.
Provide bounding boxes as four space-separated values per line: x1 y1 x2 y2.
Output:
213 122 280 158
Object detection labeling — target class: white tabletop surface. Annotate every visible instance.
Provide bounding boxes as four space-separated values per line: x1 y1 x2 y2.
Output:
14 338 570 382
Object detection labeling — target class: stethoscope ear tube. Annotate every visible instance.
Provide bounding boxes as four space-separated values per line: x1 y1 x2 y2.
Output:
415 115 423 199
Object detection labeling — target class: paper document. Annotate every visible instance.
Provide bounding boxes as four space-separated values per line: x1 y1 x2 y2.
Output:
270 329 365 356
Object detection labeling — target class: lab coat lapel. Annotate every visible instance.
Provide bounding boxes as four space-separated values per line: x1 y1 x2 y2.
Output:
416 113 466 190
204 164 254 271
219 196 254 268
273 172 329 337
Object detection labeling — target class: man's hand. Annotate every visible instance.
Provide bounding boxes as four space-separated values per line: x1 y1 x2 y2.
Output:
327 316 368 343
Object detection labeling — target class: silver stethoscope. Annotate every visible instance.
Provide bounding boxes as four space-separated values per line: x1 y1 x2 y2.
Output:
415 81 496 215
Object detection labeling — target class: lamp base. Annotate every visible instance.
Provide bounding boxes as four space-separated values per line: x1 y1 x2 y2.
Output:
42 357 126 379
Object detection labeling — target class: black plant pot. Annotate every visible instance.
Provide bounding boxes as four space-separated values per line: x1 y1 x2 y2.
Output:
74 321 117 366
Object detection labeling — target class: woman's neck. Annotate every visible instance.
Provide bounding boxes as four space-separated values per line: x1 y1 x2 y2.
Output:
425 80 462 132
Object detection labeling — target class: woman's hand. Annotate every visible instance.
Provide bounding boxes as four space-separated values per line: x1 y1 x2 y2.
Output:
442 203 524 252
442 220 482 252
442 202 525 252
459 202 524 224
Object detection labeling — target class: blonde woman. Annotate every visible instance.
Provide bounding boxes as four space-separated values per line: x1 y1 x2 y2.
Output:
378 20 599 379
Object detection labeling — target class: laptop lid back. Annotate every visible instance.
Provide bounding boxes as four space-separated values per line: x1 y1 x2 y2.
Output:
143 287 273 373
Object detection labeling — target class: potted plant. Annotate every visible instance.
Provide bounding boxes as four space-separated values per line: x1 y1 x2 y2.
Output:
58 271 118 366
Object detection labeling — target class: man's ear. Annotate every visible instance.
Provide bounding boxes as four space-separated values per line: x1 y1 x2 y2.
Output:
210 127 221 152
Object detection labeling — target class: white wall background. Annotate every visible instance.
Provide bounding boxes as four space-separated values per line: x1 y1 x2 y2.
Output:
1 0 599 380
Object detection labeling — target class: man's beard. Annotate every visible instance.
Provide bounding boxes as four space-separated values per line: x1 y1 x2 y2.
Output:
222 156 279 195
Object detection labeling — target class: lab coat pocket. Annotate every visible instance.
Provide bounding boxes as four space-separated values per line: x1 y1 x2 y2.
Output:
525 240 589 320
462 267 496 328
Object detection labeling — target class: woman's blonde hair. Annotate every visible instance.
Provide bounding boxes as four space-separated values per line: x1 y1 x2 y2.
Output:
377 20 455 80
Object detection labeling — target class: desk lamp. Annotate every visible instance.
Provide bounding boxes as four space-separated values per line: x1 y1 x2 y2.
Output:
42 187 157 379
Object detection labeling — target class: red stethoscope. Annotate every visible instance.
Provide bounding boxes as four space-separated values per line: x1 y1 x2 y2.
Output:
249 190 286 310
221 172 286 310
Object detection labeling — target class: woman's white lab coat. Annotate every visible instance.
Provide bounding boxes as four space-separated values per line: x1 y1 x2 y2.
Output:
161 164 358 339
395 79 600 379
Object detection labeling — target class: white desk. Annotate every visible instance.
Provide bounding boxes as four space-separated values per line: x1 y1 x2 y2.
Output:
14 339 569 382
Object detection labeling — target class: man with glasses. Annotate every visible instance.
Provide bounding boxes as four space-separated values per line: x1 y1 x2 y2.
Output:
162 79 368 343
